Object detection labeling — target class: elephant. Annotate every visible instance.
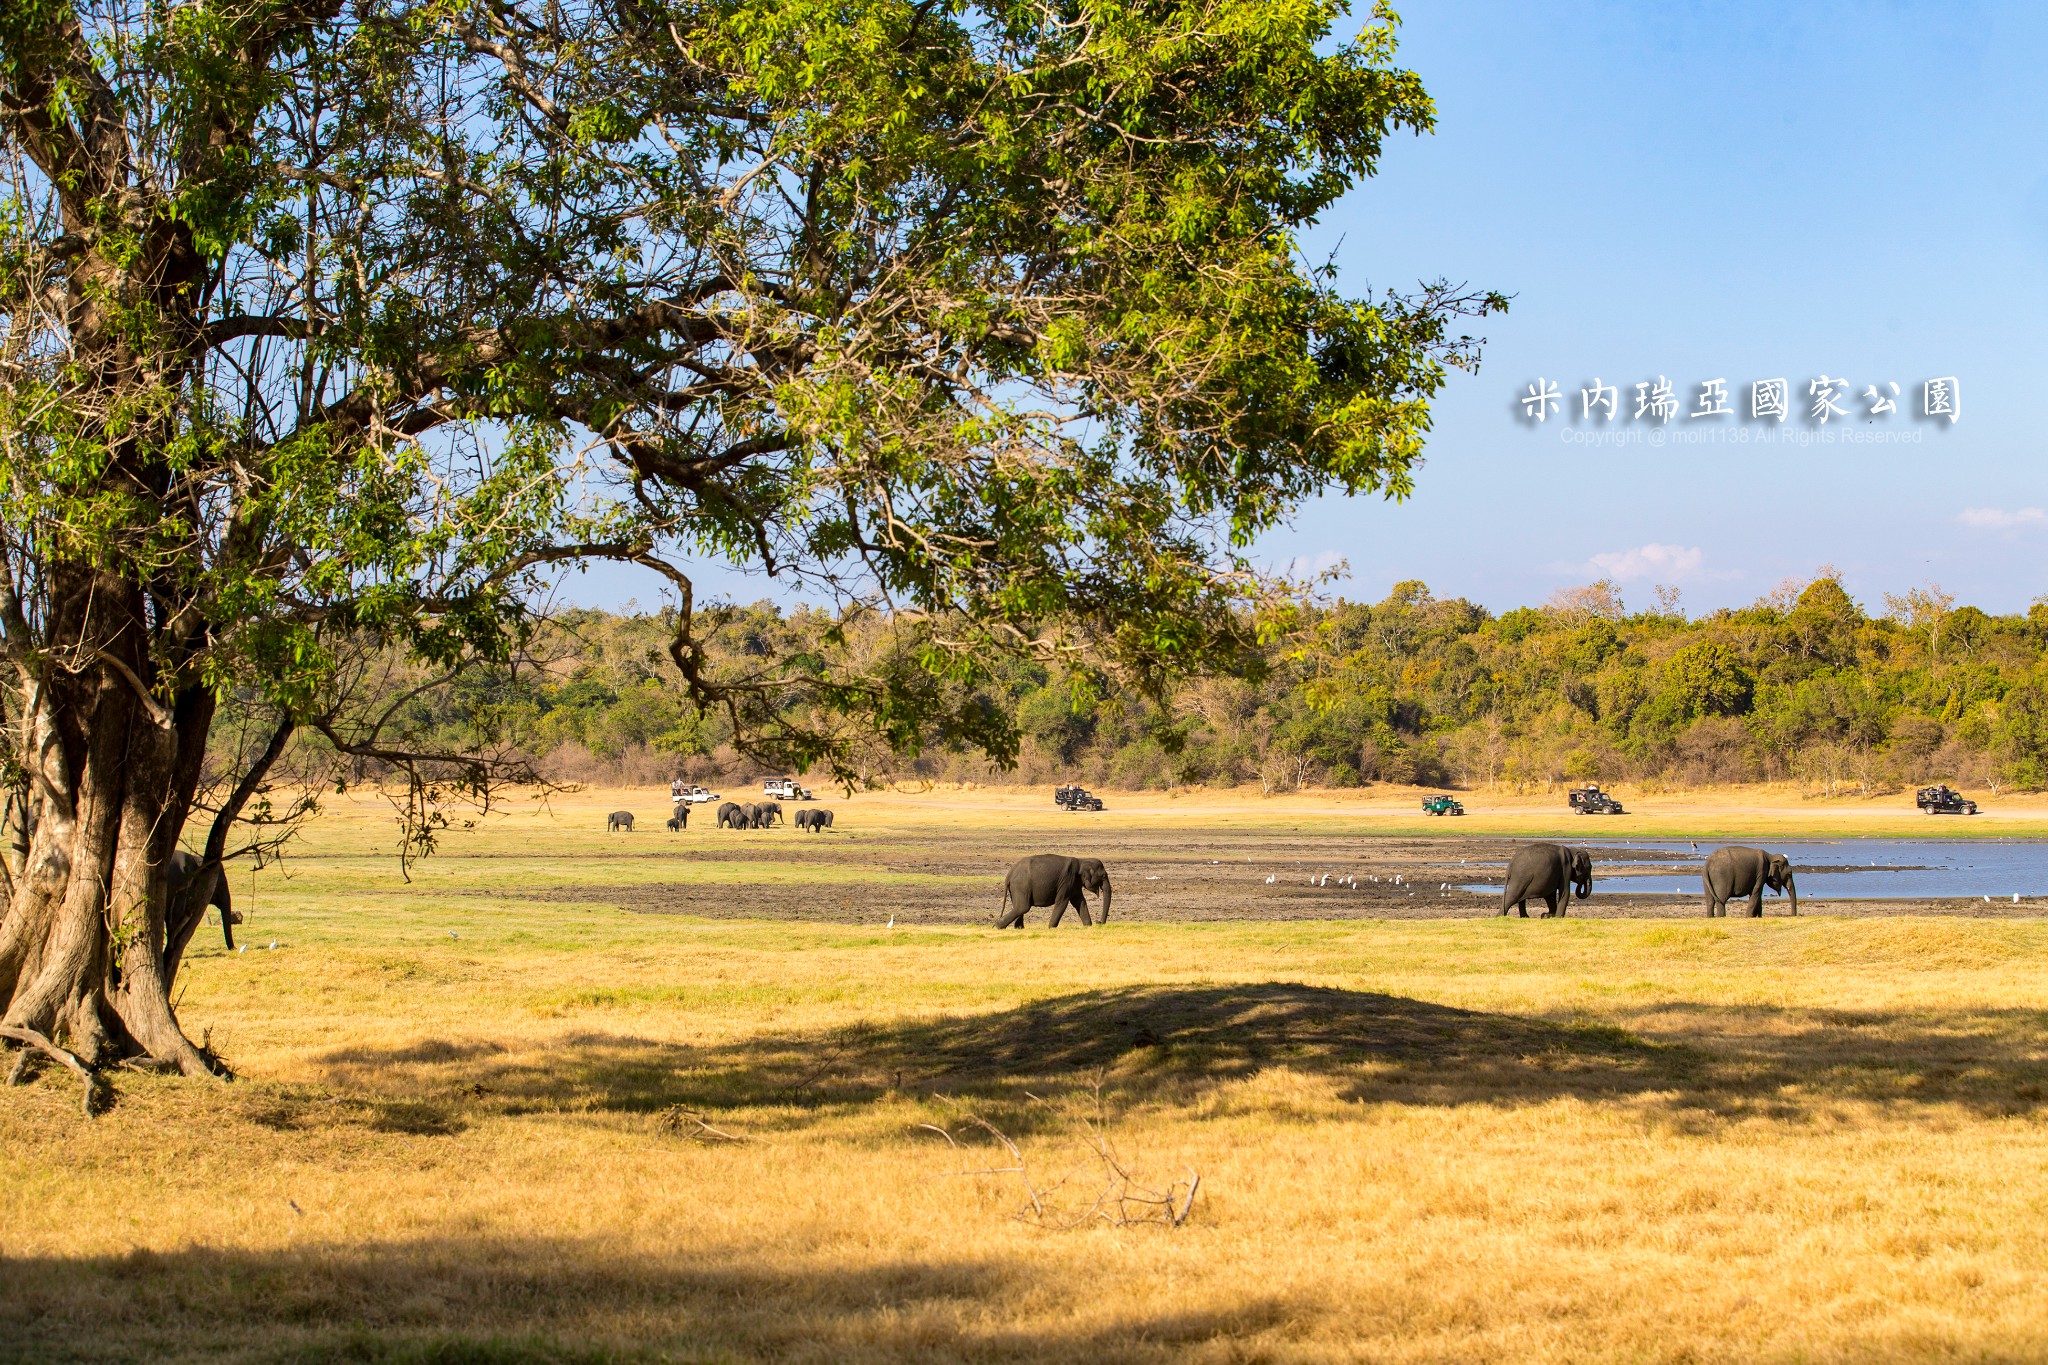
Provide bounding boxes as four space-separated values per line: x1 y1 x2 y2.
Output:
1499 842 1592 917
758 800 783 826
995 854 1112 928
716 802 744 829
795 808 834 832
167 849 238 954
738 801 763 828
666 804 688 832
606 810 634 832
1703 846 1798 917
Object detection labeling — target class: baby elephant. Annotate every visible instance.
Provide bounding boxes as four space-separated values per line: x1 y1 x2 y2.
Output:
996 854 1112 928
606 810 635 832
1500 842 1591 917
1702 846 1797 917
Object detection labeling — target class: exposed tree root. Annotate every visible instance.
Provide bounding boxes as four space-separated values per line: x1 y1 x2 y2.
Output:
1 1024 104 1117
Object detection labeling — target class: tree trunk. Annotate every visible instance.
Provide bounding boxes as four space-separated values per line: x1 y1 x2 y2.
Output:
0 576 219 1077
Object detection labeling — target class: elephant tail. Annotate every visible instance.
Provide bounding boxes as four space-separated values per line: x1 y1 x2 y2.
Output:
997 880 1013 924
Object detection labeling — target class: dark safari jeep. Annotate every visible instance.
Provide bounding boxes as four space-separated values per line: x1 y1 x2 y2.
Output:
1421 794 1465 816
1916 784 1979 815
1568 784 1627 815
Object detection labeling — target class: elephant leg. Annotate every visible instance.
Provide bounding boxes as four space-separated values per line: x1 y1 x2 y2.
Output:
1542 890 1558 917
1072 891 1093 927
1748 888 1764 917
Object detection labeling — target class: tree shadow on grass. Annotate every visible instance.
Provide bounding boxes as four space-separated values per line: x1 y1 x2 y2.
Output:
0 1236 1296 1365
304 983 2048 1137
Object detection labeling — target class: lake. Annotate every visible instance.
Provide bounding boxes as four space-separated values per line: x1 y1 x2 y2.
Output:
1458 839 2048 901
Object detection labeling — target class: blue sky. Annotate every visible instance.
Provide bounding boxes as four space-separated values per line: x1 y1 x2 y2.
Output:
565 1 2047 618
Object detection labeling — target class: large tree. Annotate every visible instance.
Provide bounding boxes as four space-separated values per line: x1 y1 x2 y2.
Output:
0 0 1497 1074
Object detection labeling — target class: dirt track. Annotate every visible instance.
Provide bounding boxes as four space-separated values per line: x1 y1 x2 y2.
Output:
568 826 2032 924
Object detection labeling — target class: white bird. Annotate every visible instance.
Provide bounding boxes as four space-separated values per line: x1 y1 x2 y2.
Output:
1984 896 1991 904
1265 874 1275 885
2014 894 2022 904
448 930 459 939
268 940 277 950
886 915 895 928
238 944 247 954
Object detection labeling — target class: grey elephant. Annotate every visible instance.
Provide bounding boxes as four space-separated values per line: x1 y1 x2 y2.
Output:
716 801 744 829
1703 846 1798 917
1500 842 1592 917
795 808 834 832
740 801 765 828
666 804 688 832
166 849 238 956
996 854 1112 928
758 800 783 826
606 810 634 832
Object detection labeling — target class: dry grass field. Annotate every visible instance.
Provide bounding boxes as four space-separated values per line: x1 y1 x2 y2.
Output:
5 783 2048 1363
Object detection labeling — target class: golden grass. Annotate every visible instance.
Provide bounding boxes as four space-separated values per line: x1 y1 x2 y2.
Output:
5 788 2048 1363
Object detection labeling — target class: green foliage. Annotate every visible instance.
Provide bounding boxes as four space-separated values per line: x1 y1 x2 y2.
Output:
496 579 2048 794
0 0 1499 793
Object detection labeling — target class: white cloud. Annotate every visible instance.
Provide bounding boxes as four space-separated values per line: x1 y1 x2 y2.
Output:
1958 507 2046 530
1587 543 1704 582
1283 549 1349 582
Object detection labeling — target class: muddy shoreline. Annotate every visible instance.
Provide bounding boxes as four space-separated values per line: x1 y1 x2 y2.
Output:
534 827 2045 924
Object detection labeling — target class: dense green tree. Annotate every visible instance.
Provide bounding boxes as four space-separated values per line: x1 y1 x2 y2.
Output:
0 0 1495 1070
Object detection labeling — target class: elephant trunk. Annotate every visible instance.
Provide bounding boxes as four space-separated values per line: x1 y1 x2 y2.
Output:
216 871 236 950
1098 876 1112 923
1784 870 1798 917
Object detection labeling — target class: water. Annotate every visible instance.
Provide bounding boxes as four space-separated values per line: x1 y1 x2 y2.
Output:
1459 839 2048 900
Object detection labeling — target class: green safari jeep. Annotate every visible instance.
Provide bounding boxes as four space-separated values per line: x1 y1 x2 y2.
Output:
1421 794 1465 817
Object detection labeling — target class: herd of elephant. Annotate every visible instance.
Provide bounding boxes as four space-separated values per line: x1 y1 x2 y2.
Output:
1501 841 1796 917
591 800 1796 926
989 844 1801 929
604 802 836 833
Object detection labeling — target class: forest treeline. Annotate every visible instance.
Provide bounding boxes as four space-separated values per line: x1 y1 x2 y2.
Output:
402 574 2048 795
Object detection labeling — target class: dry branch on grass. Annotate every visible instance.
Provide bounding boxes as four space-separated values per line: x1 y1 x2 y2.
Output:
656 1105 748 1143
917 1076 1200 1230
